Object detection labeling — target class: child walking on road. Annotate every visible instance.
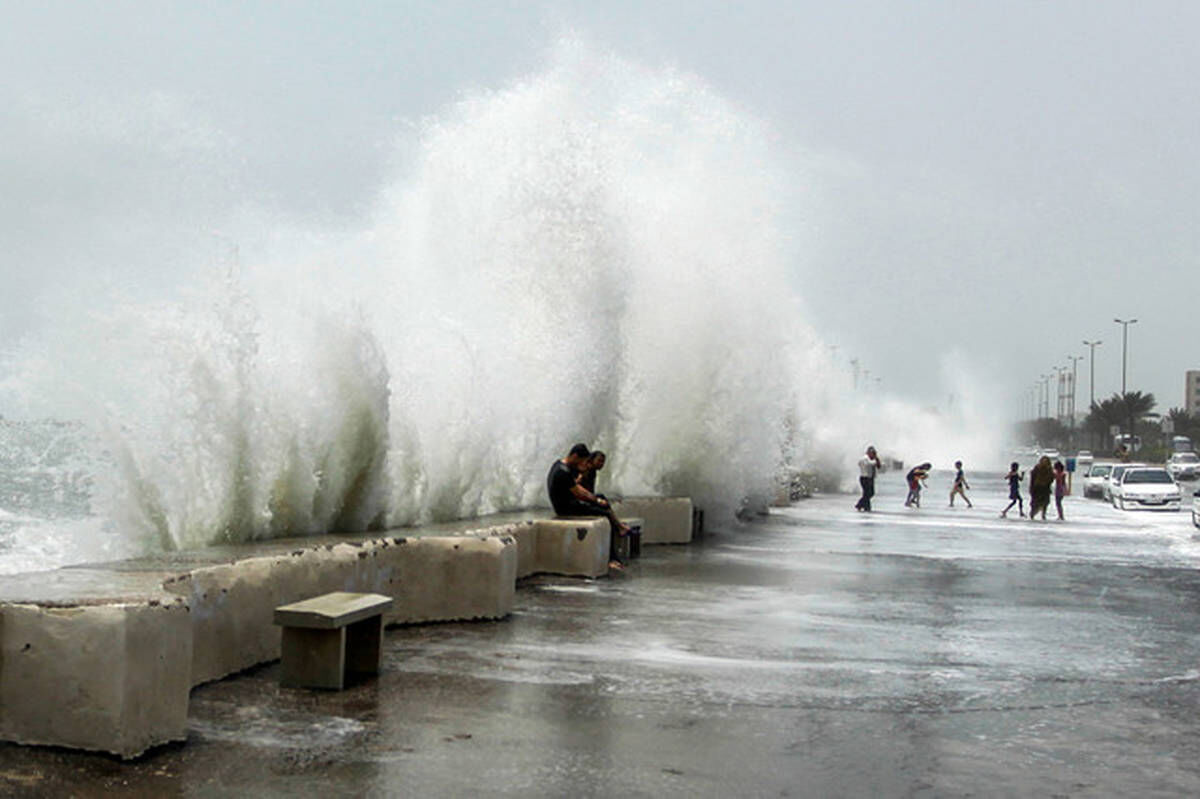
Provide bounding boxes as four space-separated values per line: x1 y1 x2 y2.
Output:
1001 462 1024 518
949 460 973 508
1053 460 1068 521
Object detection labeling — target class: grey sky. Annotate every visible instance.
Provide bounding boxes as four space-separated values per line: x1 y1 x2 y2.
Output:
1 1 1196 414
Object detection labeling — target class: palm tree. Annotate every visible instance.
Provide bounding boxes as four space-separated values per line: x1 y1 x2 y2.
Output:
1084 395 1124 434
1084 391 1156 450
1167 407 1200 441
1116 391 1156 427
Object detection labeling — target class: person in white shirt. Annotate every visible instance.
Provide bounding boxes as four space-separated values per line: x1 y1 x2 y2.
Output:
855 446 883 512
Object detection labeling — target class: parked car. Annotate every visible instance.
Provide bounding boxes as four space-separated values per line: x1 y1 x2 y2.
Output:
1105 463 1145 503
1111 467 1182 511
1083 462 1112 498
1166 452 1200 481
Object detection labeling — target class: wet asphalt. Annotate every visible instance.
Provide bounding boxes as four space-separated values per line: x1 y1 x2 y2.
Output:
4 473 1200 797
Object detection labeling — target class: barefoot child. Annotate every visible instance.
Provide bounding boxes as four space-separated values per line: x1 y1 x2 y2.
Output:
949 460 973 508
1001 462 1024 518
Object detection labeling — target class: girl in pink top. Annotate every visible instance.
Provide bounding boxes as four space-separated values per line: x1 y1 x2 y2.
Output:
1053 461 1068 520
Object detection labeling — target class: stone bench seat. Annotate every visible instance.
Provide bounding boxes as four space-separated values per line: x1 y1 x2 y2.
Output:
273 591 394 690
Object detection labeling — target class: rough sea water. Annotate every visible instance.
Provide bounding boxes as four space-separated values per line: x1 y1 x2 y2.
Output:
0 42 1003 575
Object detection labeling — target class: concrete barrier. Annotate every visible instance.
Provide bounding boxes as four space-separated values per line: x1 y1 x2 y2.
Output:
612 496 694 544
0 598 192 758
0 498 694 757
165 534 518 686
535 518 611 578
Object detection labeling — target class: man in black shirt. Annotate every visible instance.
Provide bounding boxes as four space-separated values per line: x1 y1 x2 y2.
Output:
547 443 592 515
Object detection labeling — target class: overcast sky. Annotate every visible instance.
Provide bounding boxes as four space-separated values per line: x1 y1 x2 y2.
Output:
1 1 1196 415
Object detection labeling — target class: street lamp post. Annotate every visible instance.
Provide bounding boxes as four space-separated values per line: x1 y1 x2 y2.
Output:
1082 340 1102 411
1067 355 1084 430
1053 366 1065 422
1082 339 1102 451
1114 318 1138 445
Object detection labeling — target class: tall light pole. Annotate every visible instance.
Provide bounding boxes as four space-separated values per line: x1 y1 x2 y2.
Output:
1041 373 1052 419
1053 366 1066 422
1113 319 1138 397
1114 318 1138 442
1067 355 1083 428
1082 339 1102 411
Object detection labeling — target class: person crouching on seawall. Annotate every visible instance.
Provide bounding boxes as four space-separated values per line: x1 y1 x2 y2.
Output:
547 443 630 570
855 445 883 512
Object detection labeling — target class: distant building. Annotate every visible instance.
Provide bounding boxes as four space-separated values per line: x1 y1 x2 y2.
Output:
1187 370 1200 416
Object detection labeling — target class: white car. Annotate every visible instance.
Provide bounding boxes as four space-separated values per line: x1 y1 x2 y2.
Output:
1166 452 1200 481
1083 462 1112 498
1104 463 1145 503
1193 489 1200 529
1111 467 1182 511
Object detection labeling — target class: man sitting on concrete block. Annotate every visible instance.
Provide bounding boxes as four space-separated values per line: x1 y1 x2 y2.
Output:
547 443 630 570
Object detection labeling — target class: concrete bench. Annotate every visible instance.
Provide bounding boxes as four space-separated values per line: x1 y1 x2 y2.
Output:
536 516 643 575
273 591 393 690
611 497 694 544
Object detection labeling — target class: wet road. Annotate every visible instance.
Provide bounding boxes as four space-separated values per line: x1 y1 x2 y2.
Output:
4 474 1200 797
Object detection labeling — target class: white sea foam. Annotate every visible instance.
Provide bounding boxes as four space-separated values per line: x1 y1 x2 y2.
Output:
0 39 1002 565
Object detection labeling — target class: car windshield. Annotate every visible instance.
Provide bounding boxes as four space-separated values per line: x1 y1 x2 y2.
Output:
1123 470 1173 484
1089 465 1111 476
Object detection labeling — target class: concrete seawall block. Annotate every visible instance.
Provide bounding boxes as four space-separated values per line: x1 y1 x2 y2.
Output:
501 523 539 578
0 500 686 756
166 547 361 685
377 536 516 625
168 535 518 685
0 599 192 759
612 497 693 544
535 519 610 578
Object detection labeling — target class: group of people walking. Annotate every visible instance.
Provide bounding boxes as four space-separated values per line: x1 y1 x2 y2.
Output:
855 446 1069 520
1001 456 1068 520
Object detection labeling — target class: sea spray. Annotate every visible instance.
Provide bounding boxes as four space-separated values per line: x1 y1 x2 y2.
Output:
0 40 995 570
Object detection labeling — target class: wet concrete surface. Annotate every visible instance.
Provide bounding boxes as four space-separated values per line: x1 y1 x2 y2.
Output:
5 477 1200 797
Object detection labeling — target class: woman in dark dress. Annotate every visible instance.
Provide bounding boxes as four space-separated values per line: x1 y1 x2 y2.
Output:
1028 456 1054 521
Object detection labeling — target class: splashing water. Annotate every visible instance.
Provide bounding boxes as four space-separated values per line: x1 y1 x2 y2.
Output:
0 41 1001 572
